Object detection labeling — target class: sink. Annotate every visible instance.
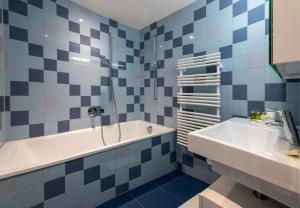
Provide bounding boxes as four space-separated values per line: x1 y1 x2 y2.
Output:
187 118 300 207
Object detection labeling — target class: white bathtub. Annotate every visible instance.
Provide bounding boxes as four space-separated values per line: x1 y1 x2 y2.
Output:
0 120 175 180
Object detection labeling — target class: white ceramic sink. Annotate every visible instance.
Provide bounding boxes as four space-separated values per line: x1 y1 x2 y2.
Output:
188 118 300 198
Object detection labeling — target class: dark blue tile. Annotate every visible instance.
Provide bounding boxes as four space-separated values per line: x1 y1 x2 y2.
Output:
233 84 247 100
90 28 100 39
97 193 134 208
194 6 206 21
162 179 202 202
5 96 10 112
144 79 150 87
2 9 9 25
119 78 127 87
140 87 144 96
248 101 265 115
164 87 172 97
144 113 150 121
156 60 164 69
70 107 81 119
56 4 68 19
219 45 232 59
118 61 126 70
140 104 144 112
265 83 286 101
164 49 173 59
29 123 44 137
91 47 100 57
126 55 134 63
182 23 193 35
182 154 193 168
157 115 164 125
129 165 141 180
118 29 126 39
173 37 182 48
122 201 143 208
28 43 43 57
127 104 134 113
180 175 209 190
31 203 44 208
173 97 179 108
129 182 158 198
161 142 170 155
151 171 182 187
134 95 140 104
100 23 109 33
11 111 29 126
207 0 214 4
221 71 232 85
69 21 80 33
9 26 28 42
157 25 165 36
151 136 161 146
150 22 157 30
44 58 57 71
81 96 91 107
58 120 70 133
219 0 232 10
91 86 101 96
233 0 247 17
164 31 173 42
157 77 164 87
69 41 80 53
116 182 129 195
233 27 247 43
164 107 172 117
126 40 134 48
28 0 43 9
248 4 265 25
29 68 44 83
136 188 181 208
57 72 69 84
57 49 69 62
101 115 110 125
0 96 3 113
69 85 80 96
170 151 176 163
141 148 151 163
101 175 115 192
126 87 134 95
80 35 90 46
101 76 110 86
144 63 150 71
140 42 144 50
10 81 28 96
84 165 100 185
65 158 83 175
119 113 127 122
144 32 150 41
183 44 194 55
44 177 65 200
109 19 118 28
9 0 27 16
134 49 140 57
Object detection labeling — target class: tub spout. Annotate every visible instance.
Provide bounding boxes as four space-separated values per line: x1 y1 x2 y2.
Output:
90 117 95 129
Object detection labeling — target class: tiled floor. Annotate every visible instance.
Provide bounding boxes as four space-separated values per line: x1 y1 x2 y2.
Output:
97 171 209 208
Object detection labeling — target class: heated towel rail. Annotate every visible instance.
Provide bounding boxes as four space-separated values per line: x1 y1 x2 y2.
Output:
177 52 222 146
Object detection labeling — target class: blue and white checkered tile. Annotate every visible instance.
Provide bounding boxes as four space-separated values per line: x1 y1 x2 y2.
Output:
0 132 176 208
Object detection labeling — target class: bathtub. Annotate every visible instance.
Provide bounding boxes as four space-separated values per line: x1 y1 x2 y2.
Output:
0 120 175 180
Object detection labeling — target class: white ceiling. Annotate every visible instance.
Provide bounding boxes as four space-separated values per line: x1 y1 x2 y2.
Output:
71 0 196 29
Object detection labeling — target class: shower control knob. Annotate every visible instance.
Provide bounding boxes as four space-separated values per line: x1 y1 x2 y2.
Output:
88 106 104 117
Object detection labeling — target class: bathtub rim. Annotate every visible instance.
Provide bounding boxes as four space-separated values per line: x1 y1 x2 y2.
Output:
0 120 176 180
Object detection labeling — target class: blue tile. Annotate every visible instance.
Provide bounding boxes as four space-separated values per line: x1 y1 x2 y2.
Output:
180 175 209 190
65 158 83 175
173 37 182 48
233 27 247 43
170 151 176 163
140 42 144 50
9 26 28 42
28 0 43 9
141 148 152 163
164 31 173 42
81 96 91 107
119 113 127 122
80 35 91 46
194 6 206 21
182 23 193 35
233 85 247 100
164 49 173 59
134 95 140 104
136 188 181 208
29 123 44 137
129 165 141 180
126 55 134 63
219 0 232 10
144 113 150 121
157 25 165 35
58 120 70 133
44 58 57 71
9 0 27 16
150 22 157 30
84 165 100 185
221 71 232 85
101 76 110 86
118 29 127 39
157 60 164 69
151 136 161 146
90 28 100 39
109 19 118 28
69 21 80 33
207 0 214 4
11 111 29 126
126 40 134 48
44 177 65 200
29 43 43 57
182 44 194 55
116 182 129 195
10 81 28 96
100 23 109 33
134 49 140 57
91 47 100 57
233 0 247 17
5 96 10 112
152 172 182 186
56 4 68 19
118 61 126 70
122 201 143 208
70 107 81 119
127 104 134 113
69 85 80 96
57 72 69 84
97 193 134 208
265 83 286 102
101 115 111 125
182 154 193 168
91 86 101 96
248 101 265 114
157 77 164 87
164 107 173 117
101 174 115 192
69 41 80 53
219 45 232 59
164 87 172 96
248 4 265 25
57 49 69 62
119 78 127 87
161 142 170 155
0 97 3 113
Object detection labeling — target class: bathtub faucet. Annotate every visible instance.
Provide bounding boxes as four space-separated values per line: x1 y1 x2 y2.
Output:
88 106 104 128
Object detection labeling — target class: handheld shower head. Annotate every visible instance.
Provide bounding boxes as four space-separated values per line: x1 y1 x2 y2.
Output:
99 54 111 68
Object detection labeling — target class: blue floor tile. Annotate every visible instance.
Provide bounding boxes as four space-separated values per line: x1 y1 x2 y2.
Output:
122 201 143 208
96 193 134 208
151 171 183 186
180 175 209 190
136 188 181 208
162 178 201 202
129 181 159 198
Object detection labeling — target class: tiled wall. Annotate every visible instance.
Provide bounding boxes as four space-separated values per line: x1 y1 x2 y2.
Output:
0 133 176 208
2 0 141 140
139 0 299 180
